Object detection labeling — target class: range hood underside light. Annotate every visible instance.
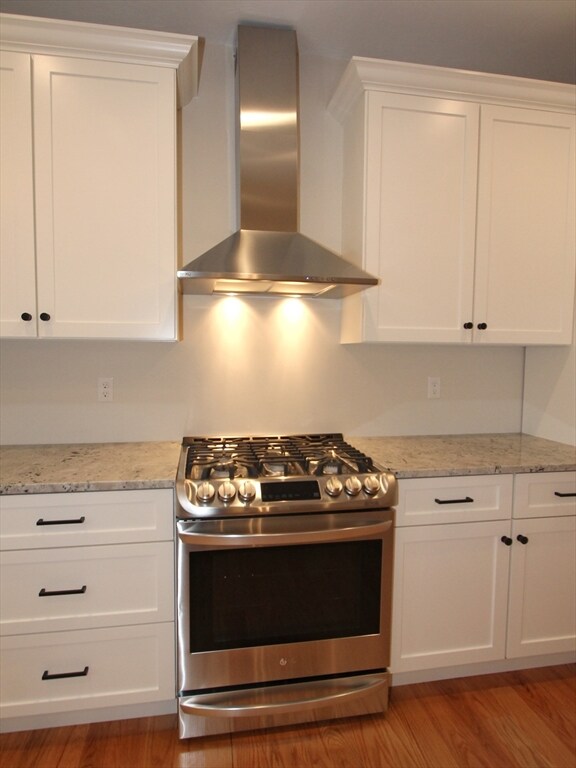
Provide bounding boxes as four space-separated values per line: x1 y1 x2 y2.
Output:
212 280 335 297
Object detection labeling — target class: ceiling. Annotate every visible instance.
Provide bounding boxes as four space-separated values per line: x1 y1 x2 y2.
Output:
1 0 575 84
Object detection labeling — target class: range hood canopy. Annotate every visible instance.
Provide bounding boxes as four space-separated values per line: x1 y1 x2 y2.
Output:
178 24 378 299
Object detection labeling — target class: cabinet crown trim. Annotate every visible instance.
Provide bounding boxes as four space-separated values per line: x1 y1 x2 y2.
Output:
329 56 576 121
0 13 198 106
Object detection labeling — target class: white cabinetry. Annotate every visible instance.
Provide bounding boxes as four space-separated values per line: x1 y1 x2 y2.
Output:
391 472 576 676
0 51 36 338
0 489 175 723
0 14 198 340
329 59 576 345
391 475 513 672
506 472 576 658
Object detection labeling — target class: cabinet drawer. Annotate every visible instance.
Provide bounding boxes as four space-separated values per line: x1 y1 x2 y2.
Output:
0 489 173 550
513 472 576 519
396 475 513 526
0 542 174 635
0 623 175 718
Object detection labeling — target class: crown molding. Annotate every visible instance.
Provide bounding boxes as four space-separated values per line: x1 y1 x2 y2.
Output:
329 56 576 121
0 13 199 106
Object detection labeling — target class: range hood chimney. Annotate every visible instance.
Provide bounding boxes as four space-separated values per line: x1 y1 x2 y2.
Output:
178 25 378 298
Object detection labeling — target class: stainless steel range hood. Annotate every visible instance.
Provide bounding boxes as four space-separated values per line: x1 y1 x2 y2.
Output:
178 25 378 298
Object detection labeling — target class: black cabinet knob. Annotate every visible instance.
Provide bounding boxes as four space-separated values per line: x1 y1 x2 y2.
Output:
20 312 32 321
463 322 473 329
39 312 51 321
477 322 488 330
501 536 513 546
516 534 529 545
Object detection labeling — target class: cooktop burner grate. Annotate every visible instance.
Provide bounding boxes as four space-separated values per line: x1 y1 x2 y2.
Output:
183 433 377 480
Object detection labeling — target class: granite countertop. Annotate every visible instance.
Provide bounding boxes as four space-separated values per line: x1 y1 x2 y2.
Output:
0 434 574 495
350 433 576 478
0 441 181 495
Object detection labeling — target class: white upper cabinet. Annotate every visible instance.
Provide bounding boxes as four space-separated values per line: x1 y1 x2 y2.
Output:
0 14 198 340
329 59 576 345
475 106 576 344
0 52 36 338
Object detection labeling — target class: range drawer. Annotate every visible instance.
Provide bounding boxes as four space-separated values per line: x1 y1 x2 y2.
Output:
396 474 513 526
513 471 576 519
0 489 173 550
0 623 175 718
0 542 174 635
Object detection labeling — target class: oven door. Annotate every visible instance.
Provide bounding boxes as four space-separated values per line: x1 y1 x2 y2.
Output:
177 509 394 699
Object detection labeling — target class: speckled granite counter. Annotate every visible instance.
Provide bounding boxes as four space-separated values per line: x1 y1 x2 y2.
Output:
349 433 576 479
1 435 574 495
0 441 181 495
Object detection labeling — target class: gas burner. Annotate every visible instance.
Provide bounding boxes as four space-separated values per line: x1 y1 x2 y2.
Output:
197 459 257 481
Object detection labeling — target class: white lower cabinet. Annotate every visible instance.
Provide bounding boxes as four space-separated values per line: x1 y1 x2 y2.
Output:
506 473 576 659
0 623 174 718
0 542 174 635
391 472 576 676
0 489 176 726
392 519 511 672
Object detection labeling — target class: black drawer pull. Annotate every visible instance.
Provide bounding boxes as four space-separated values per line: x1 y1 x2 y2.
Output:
554 491 576 498
516 535 529 545
39 586 87 597
501 536 513 546
36 516 85 526
42 666 89 681
434 496 474 505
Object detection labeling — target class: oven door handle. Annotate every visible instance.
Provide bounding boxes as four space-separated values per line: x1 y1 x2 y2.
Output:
177 513 392 548
180 673 387 718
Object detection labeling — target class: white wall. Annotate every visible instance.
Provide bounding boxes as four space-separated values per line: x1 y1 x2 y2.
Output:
0 42 527 445
522 308 576 446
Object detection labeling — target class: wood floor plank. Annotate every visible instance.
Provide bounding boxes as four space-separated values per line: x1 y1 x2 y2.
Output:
0 666 574 768
230 707 427 768
395 682 516 768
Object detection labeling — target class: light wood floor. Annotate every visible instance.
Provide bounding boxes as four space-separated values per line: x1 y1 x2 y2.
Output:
1 665 574 768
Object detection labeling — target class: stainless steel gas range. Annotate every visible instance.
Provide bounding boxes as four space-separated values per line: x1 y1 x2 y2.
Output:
175 433 397 739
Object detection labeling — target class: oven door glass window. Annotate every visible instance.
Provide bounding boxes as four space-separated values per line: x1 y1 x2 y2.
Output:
189 540 382 652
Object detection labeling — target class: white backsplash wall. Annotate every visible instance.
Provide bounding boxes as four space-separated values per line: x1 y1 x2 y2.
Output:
0 296 524 444
522 307 576 446
0 42 527 445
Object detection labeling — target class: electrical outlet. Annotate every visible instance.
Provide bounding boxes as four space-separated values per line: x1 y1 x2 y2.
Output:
98 377 114 402
427 376 441 399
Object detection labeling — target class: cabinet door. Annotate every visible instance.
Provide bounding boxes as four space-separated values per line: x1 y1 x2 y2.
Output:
33 56 177 340
507 515 576 658
0 52 37 338
475 106 576 344
362 93 479 342
391 521 511 672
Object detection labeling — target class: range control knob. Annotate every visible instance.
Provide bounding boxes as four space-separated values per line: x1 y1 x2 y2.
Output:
217 481 236 503
196 481 215 504
238 480 256 503
344 476 362 496
363 475 381 496
325 476 343 497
